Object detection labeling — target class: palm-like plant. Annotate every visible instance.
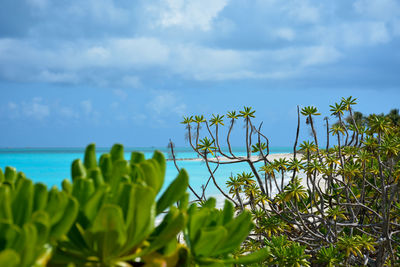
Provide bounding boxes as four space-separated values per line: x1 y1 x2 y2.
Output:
301 106 321 157
227 111 239 120
330 102 345 118
337 235 363 259
197 137 217 156
273 158 288 191
299 140 317 161
316 245 344 267
326 206 347 220
239 106 256 119
210 114 224 126
282 177 308 202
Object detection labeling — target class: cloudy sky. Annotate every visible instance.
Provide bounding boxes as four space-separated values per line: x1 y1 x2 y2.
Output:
1 0 399 148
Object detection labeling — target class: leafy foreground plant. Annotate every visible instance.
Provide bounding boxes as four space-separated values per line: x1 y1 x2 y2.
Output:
45 144 269 266
0 167 79 267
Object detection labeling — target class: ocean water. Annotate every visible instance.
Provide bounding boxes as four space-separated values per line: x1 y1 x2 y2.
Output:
0 147 292 201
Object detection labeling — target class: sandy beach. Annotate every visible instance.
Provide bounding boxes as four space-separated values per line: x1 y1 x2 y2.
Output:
172 152 327 209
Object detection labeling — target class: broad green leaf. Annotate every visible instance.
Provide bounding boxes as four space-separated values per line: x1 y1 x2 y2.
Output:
84 143 97 169
99 154 112 183
4 166 17 183
130 152 145 164
11 178 33 227
110 144 124 163
50 197 79 239
83 186 107 222
213 211 253 255
0 168 4 183
45 187 69 225
31 210 50 245
193 226 227 257
221 200 234 225
126 185 156 247
139 161 160 193
62 179 73 194
72 177 95 205
0 186 13 223
156 169 189 214
33 183 48 211
88 168 104 188
147 207 186 252
223 247 271 264
152 150 166 180
0 250 20 267
71 159 86 181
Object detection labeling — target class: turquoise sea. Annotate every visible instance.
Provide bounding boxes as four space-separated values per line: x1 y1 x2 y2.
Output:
0 147 292 200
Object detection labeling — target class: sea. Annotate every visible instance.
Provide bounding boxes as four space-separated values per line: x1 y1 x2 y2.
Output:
0 147 292 202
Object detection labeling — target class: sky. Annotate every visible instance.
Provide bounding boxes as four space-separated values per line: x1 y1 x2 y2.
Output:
0 0 399 148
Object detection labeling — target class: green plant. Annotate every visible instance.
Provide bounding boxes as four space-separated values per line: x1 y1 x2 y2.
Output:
48 144 270 266
0 167 79 267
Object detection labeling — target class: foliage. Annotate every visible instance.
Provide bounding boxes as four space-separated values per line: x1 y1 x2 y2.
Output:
0 167 78 267
0 144 270 266
176 99 400 266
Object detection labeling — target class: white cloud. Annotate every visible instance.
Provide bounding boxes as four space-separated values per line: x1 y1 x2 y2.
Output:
354 0 400 21
80 100 93 115
38 70 79 83
121 75 142 88
286 0 320 23
274 28 296 41
154 0 228 31
20 97 50 120
317 21 391 47
26 0 49 9
147 90 186 116
59 106 79 119
113 89 128 100
301 46 342 67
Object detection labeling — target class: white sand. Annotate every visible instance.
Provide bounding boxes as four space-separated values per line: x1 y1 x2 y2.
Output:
173 152 327 209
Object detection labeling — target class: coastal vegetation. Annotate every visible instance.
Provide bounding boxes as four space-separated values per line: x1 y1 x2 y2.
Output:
0 96 399 266
0 144 269 266
176 97 400 266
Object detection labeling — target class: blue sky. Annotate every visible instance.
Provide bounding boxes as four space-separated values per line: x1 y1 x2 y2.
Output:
0 0 399 148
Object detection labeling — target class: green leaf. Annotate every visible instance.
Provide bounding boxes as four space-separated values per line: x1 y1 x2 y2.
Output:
83 186 107 222
4 166 17 184
156 169 189 214
0 186 13 223
84 143 97 169
33 183 48 211
130 152 145 164
72 177 95 205
50 197 79 239
62 179 73 194
221 200 234 225
213 211 253 255
11 178 34 227
147 207 186 253
126 185 156 247
31 211 50 245
45 187 69 225
0 250 20 267
193 226 228 257
88 168 104 188
223 247 271 264
71 159 87 181
139 161 161 193
110 144 124 163
99 154 112 184
152 150 166 180
90 204 127 259
0 168 4 183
